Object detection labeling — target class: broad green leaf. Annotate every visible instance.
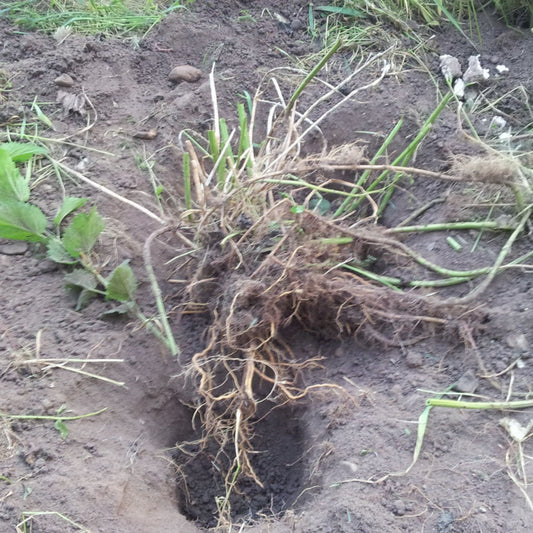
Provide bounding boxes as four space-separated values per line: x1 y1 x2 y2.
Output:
54 197 88 227
309 197 331 215
64 269 98 292
62 207 104 258
100 301 136 317
0 200 47 242
74 289 96 311
1 142 48 163
106 261 137 302
0 148 30 202
75 288 97 311
47 237 77 264
64 270 98 311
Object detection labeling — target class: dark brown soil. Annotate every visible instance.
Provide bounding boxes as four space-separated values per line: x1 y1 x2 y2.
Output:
1 1 532 532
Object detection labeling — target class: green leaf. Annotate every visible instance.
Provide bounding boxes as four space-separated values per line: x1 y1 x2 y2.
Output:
62 207 104 258
309 197 331 215
100 301 136 318
54 419 69 439
75 288 97 311
106 261 137 302
0 148 30 202
1 142 48 162
0 200 47 242
64 270 98 311
47 238 77 264
315 6 363 17
64 269 98 292
32 99 54 130
53 197 88 227
290 205 305 214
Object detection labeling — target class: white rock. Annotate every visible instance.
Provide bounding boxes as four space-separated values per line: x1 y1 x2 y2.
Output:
439 54 462 83
463 55 490 84
490 116 507 130
496 64 509 74
453 78 465 99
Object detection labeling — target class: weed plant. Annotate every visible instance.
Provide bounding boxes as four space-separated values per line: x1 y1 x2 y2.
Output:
0 141 141 314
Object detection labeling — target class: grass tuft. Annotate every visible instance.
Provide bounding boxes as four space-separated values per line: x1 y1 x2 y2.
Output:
1 0 193 37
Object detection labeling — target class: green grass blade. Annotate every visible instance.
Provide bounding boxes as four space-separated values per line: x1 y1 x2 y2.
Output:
183 152 192 210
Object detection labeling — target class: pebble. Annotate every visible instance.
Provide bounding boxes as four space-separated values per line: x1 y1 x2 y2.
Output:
406 350 423 368
290 19 304 31
133 129 158 140
452 370 479 394
54 73 74 87
0 242 28 255
169 65 202 83
505 333 529 352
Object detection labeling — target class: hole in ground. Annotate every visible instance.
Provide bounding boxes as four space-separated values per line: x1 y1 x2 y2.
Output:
174 403 307 529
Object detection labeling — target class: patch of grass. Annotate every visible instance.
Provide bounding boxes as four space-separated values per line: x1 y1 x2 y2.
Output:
492 0 533 27
1 0 193 37
313 1 532 52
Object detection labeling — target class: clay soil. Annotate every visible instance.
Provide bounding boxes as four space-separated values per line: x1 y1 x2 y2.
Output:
1 1 533 532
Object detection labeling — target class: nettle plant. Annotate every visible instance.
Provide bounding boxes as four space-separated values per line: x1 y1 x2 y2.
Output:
0 142 137 312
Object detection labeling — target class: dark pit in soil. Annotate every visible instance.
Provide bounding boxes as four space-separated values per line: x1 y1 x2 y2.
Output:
175 403 307 529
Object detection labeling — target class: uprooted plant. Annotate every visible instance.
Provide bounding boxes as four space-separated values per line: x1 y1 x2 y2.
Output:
154 48 533 528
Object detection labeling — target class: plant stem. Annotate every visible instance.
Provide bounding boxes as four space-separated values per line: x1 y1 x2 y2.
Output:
428 399 533 410
0 408 107 421
387 220 515 234
143 226 179 357
286 38 342 114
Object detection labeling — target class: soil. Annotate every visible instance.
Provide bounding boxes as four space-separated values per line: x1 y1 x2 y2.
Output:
1 1 533 532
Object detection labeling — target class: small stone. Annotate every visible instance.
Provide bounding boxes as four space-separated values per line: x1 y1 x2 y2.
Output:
505 333 529 352
133 129 158 140
439 54 462 82
0 242 28 255
452 370 479 394
339 460 358 474
169 65 202 83
406 350 423 368
54 73 74 87
290 19 304 31
391 499 406 516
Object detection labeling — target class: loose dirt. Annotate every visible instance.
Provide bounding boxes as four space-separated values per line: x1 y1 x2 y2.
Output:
1 1 532 532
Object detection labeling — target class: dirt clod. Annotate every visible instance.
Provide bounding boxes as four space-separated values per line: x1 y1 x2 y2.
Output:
169 65 202 83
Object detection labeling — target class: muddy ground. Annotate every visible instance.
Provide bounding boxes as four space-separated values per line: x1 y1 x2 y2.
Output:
1 1 533 532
